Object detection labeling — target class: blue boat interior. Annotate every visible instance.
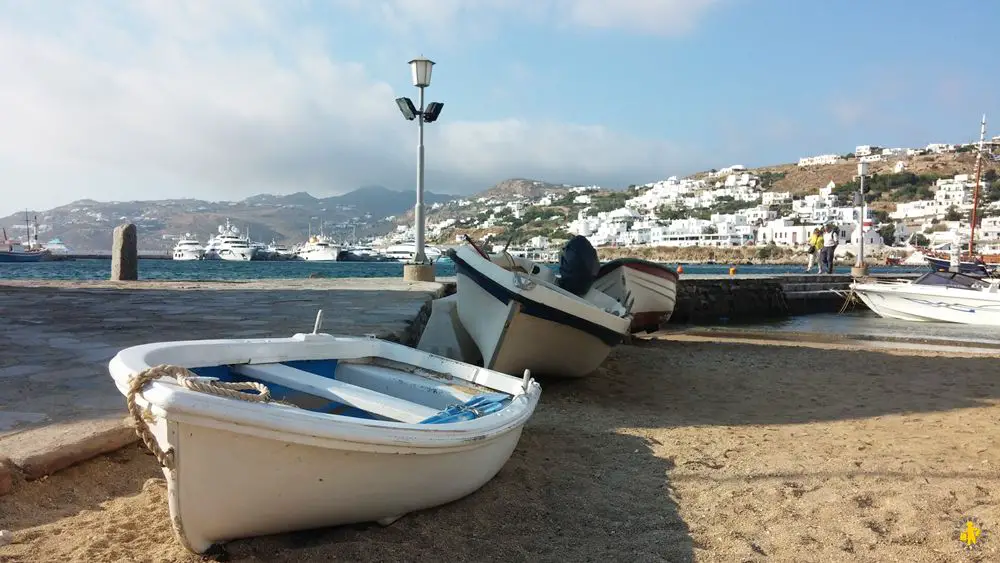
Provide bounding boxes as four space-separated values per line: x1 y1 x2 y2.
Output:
189 359 512 424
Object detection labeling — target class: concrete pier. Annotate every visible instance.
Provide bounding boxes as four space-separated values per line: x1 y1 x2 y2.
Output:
669 273 921 322
0 278 444 481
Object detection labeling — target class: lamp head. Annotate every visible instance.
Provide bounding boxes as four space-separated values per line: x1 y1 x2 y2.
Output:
423 102 444 123
409 57 435 87
395 97 418 120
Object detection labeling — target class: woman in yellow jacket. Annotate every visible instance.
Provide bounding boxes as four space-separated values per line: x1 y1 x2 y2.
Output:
805 228 823 273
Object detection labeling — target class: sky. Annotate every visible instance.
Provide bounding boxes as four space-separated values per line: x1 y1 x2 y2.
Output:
1 0 998 216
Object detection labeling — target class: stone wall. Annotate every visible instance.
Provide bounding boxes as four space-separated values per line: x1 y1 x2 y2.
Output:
668 278 790 324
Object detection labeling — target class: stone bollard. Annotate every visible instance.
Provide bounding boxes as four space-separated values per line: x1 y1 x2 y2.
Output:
111 223 138 281
403 263 435 282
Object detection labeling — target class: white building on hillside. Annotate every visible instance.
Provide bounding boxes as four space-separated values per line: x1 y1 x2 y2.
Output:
757 219 822 247
744 205 778 224
926 143 955 153
888 173 983 221
762 191 791 205
798 154 842 167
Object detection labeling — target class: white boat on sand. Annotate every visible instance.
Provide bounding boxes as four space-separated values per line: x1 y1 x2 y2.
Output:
108 321 541 554
593 258 679 333
849 270 1000 325
449 241 631 378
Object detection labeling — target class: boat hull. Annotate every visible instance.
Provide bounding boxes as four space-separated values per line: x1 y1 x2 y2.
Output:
172 250 203 261
452 246 630 378
157 415 523 552
299 250 340 261
108 333 540 553
204 249 254 261
0 250 51 262
593 259 678 333
852 282 1000 325
924 256 991 277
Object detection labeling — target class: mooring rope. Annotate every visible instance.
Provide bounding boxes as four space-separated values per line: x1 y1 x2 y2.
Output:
837 286 858 315
125 364 295 469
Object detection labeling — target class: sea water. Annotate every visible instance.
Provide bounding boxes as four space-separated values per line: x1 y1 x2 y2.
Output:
0 258 929 281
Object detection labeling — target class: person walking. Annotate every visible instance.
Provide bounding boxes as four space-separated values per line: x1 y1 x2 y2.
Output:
805 228 823 273
821 223 839 274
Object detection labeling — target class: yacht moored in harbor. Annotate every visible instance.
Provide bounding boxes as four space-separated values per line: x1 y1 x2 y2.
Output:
204 220 255 262
296 236 341 261
382 241 443 263
172 234 205 261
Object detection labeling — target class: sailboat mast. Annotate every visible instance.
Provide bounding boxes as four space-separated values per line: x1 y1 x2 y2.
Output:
968 114 987 256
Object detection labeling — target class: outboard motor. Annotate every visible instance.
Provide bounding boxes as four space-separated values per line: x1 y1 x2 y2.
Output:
557 235 600 296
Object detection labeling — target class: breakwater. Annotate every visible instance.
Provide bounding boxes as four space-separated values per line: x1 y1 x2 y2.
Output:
668 273 920 324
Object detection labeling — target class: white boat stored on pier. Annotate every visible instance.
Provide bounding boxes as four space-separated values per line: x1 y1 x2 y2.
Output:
848 270 1000 325
592 258 679 333
108 318 541 554
449 243 632 378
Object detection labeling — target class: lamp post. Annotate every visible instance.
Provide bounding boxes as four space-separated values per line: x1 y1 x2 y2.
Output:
395 57 444 282
852 161 870 277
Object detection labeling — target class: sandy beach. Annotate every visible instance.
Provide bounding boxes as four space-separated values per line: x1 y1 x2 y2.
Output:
2 338 999 562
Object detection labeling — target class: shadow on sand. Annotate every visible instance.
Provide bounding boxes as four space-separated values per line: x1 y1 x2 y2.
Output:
564 338 1000 428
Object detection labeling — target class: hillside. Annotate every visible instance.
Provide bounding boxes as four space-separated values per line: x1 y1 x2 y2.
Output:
394 177 572 226
476 178 572 200
1 187 454 252
734 152 998 196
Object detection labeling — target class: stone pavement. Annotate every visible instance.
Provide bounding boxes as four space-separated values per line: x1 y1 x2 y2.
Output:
0 278 444 438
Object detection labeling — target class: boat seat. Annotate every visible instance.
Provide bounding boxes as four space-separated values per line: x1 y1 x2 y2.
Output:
419 393 511 424
333 361 480 405
232 363 438 424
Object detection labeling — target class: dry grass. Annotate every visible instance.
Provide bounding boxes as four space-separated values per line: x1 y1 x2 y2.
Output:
751 152 997 196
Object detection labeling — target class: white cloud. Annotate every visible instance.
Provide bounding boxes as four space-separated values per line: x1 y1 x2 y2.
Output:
0 2 701 215
340 0 724 38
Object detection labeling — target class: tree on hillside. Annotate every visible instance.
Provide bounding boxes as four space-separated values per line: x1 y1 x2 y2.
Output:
945 205 962 221
758 171 787 190
878 224 895 245
656 206 688 221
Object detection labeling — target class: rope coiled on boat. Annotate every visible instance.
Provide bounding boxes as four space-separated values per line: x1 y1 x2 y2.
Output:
125 364 291 469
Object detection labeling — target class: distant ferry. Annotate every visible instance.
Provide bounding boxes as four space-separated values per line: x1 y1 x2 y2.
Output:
44 238 71 254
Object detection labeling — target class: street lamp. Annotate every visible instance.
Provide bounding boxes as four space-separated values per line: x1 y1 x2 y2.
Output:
853 161 870 277
395 57 444 279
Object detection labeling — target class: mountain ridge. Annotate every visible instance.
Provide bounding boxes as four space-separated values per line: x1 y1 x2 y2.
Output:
0 186 454 252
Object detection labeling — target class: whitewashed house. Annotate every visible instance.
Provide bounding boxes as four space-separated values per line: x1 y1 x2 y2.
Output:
798 154 842 166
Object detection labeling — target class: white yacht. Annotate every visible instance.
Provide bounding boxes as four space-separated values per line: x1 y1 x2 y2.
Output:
382 241 443 263
296 235 341 261
172 234 205 261
265 240 297 260
204 220 255 261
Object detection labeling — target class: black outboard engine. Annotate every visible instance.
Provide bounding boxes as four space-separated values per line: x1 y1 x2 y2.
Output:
557 235 600 296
